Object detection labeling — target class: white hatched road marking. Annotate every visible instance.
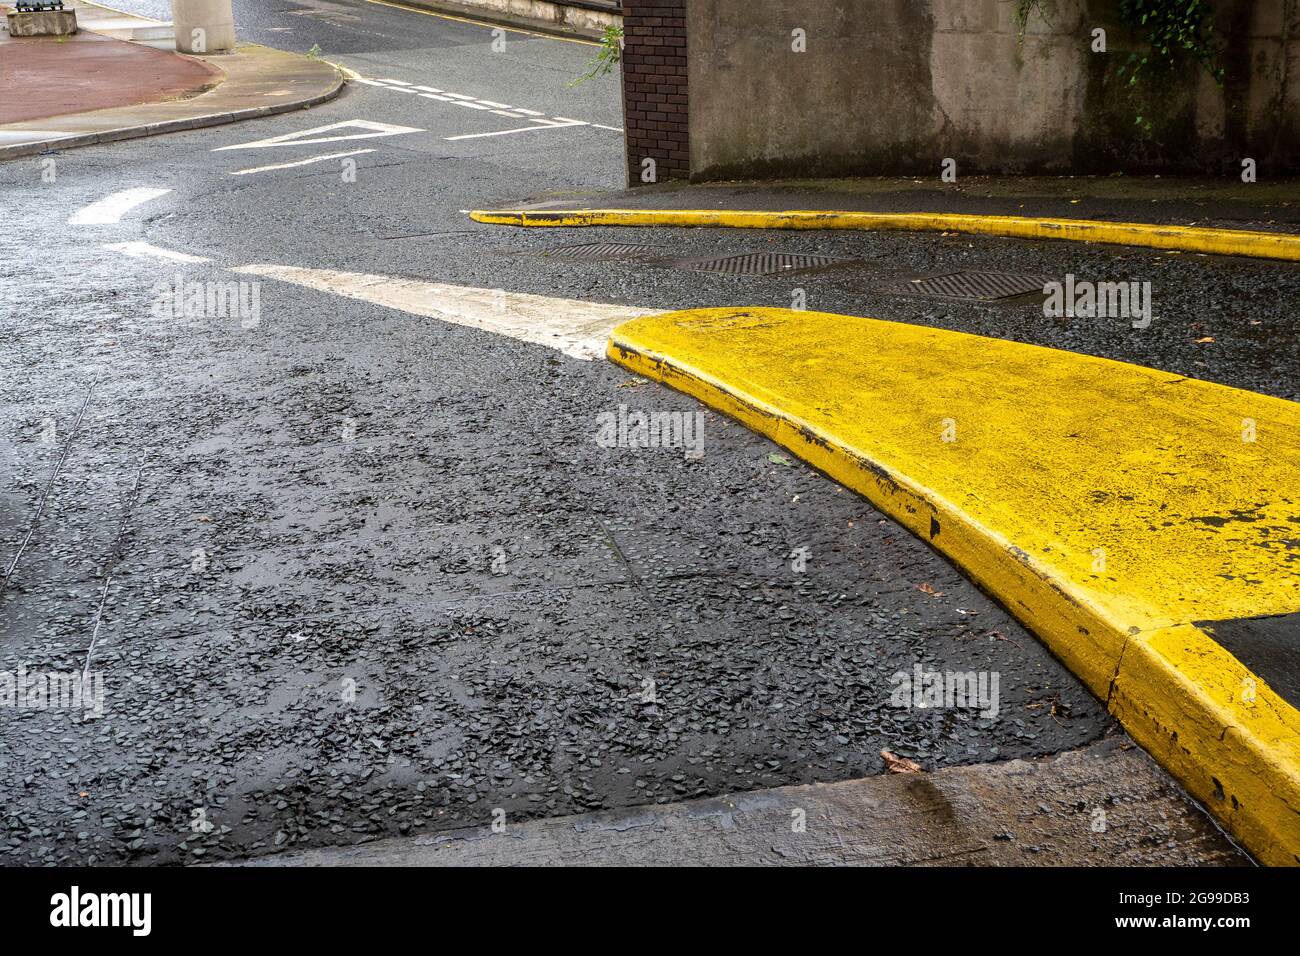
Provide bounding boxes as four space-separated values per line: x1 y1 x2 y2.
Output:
229 148 376 176
359 75 623 136
212 120 423 151
445 120 586 142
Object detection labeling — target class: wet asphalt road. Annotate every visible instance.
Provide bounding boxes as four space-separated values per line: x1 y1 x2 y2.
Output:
0 0 1279 865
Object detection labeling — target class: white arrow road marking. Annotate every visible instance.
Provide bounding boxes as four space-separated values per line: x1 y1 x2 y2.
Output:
232 265 659 361
102 241 210 263
212 120 422 151
230 148 376 176
68 187 172 225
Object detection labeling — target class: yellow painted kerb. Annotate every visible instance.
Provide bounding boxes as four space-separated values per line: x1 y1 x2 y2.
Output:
607 306 1300 864
470 208 1300 262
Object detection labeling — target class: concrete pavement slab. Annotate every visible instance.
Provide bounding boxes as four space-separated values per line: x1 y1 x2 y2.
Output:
473 176 1300 234
238 739 1245 866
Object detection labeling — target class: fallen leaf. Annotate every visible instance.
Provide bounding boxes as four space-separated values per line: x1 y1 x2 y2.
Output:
196 515 213 523
989 629 1022 648
1193 336 1216 344
768 453 793 467
881 750 923 774
915 582 942 596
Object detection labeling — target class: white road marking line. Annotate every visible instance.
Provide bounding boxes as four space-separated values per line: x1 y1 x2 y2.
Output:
233 265 659 361
351 78 387 86
443 121 585 141
345 72 619 135
229 148 377 176
68 187 172 225
212 120 423 150
102 241 210 263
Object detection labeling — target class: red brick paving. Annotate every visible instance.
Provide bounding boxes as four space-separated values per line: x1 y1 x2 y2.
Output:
0 30 221 125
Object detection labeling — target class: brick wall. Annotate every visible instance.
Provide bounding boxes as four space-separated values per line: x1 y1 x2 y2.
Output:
621 0 688 185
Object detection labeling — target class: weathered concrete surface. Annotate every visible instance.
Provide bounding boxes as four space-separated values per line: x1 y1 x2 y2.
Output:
494 175 1300 234
172 0 237 54
239 740 1247 865
6 9 79 37
685 0 1300 178
400 0 619 40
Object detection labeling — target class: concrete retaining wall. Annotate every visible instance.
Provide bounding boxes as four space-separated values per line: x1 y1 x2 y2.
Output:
684 0 1300 178
400 0 619 39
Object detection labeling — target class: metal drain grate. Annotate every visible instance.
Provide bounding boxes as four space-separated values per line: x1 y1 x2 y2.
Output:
541 242 664 261
893 270 1049 301
667 252 848 276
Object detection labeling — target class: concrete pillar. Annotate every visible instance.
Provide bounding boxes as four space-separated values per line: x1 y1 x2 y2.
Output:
171 0 236 55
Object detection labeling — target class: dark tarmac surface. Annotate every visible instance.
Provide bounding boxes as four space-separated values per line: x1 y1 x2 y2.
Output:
0 0 1268 865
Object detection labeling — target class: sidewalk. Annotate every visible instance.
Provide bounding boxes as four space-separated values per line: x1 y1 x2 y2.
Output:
491 176 1300 234
0 4 342 159
239 740 1245 866
0 31 221 126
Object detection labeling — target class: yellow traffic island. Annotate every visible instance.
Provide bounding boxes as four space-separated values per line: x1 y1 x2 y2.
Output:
607 306 1300 865
470 208 1300 263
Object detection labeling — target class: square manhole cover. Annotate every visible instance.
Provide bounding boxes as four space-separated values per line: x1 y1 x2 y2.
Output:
541 242 665 261
666 252 851 276
892 270 1049 301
